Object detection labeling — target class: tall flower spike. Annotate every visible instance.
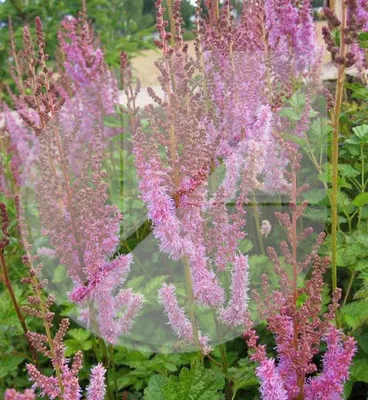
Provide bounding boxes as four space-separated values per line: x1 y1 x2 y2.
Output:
256 359 288 400
219 254 249 327
158 283 211 353
304 326 357 399
86 364 106 400
4 390 36 400
246 147 356 399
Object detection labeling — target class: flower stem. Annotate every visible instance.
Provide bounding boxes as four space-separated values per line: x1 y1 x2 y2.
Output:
251 192 265 255
0 252 37 364
183 257 201 352
331 0 348 292
291 167 304 400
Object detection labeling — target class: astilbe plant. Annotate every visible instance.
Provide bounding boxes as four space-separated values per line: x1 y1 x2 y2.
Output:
245 144 356 400
0 0 361 398
3 197 106 400
134 0 321 353
5 17 143 344
322 0 368 291
57 3 120 169
0 18 39 197
134 0 258 355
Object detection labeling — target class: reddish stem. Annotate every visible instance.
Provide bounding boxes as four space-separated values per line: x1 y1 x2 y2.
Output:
0 251 37 363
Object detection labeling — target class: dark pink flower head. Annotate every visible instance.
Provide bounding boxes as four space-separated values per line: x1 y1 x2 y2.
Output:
304 326 357 399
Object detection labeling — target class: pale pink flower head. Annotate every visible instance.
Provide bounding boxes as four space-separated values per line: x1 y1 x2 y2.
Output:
158 283 211 353
86 364 106 400
256 358 288 400
4 389 36 400
219 254 249 327
260 220 272 238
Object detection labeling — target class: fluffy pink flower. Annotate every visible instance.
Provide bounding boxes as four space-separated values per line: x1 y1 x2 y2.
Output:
135 156 187 260
187 245 225 309
3 107 39 186
26 364 61 399
219 254 249 327
256 359 288 400
4 389 36 400
304 326 357 399
86 364 106 400
158 283 211 353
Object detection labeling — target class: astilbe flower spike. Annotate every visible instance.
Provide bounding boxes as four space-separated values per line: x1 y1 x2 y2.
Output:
137 0 320 351
4 389 36 400
86 364 107 400
57 7 120 170
219 254 249 327
134 0 226 310
7 199 107 399
245 147 356 399
7 17 143 344
304 327 357 399
158 283 211 353
257 358 288 400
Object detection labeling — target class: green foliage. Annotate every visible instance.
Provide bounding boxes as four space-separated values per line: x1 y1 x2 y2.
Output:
144 362 225 400
228 358 258 398
64 329 93 356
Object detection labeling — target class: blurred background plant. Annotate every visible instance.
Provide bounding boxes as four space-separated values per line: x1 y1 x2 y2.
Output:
0 0 198 102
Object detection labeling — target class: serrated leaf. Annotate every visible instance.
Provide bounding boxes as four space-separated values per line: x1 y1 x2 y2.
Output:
67 328 91 341
309 118 332 138
229 358 258 395
0 354 24 378
350 358 368 383
338 164 360 178
144 362 224 400
352 193 368 207
341 300 368 330
279 108 301 121
144 375 166 400
164 363 224 400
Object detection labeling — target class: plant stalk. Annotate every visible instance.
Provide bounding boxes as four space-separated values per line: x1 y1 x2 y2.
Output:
0 252 37 363
331 0 348 292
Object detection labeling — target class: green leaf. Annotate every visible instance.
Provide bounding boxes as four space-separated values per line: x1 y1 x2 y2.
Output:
341 300 368 330
338 164 360 178
228 358 258 396
64 329 92 356
67 328 91 341
343 380 354 400
358 32 368 48
144 362 224 400
352 193 368 207
350 358 368 383
239 239 254 254
144 375 167 400
353 125 368 143
356 334 368 355
0 354 24 378
303 189 327 204
308 118 332 138
279 108 301 121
